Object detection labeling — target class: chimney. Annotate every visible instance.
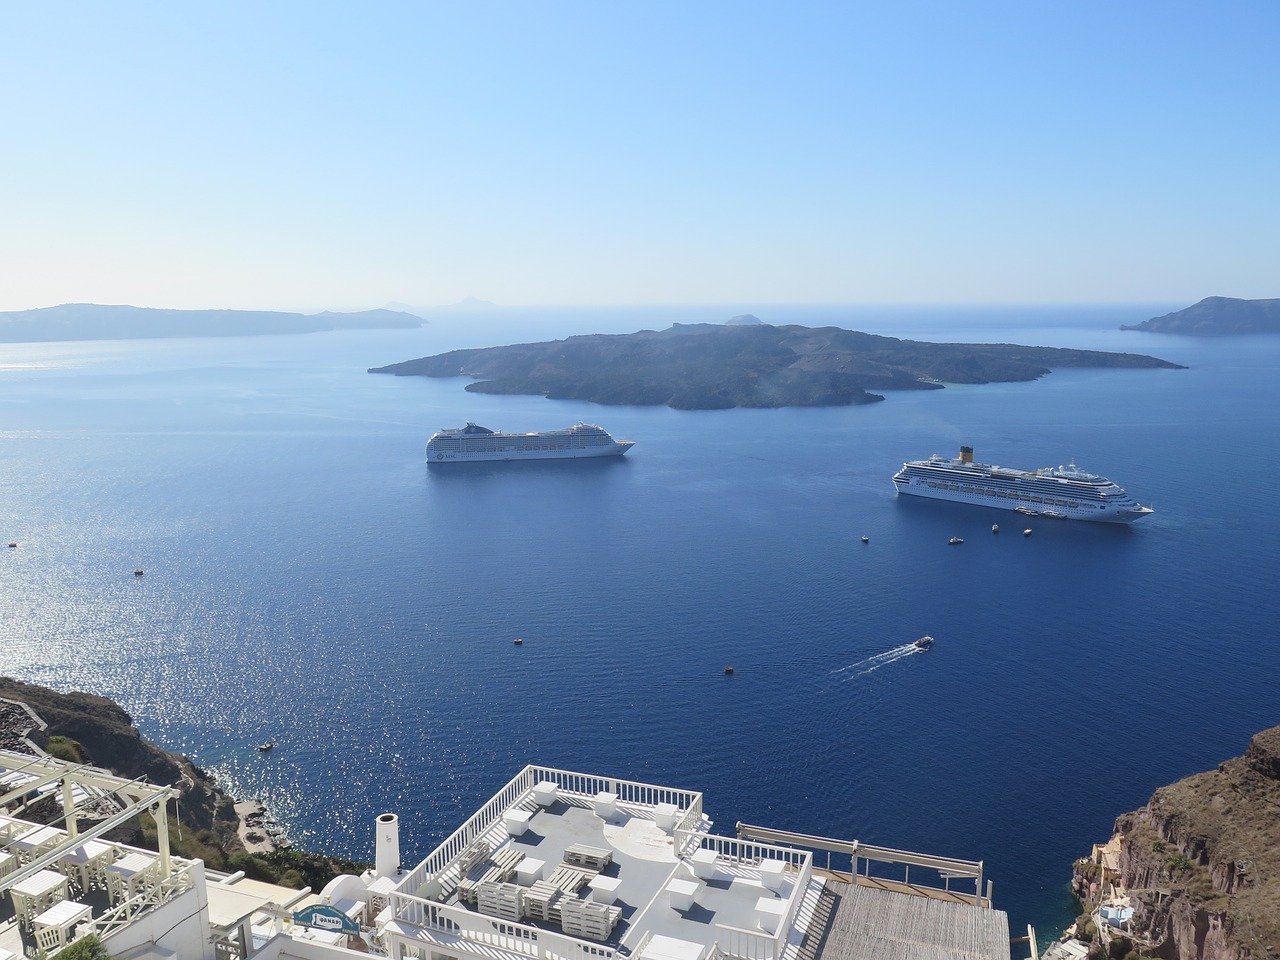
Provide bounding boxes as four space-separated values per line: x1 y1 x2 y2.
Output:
376 813 401 877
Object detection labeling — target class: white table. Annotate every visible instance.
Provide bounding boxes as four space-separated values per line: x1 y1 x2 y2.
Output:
11 824 66 862
106 852 158 902
533 780 559 806
588 874 621 905
689 848 719 880
515 857 546 885
11 869 69 926
665 877 698 912
504 808 532 836
33 900 93 953
754 895 787 934
759 858 787 892
654 802 680 831
60 839 116 892
593 791 618 820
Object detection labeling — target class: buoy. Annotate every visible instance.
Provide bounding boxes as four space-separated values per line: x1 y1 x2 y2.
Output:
724 666 734 675
513 637 523 646
133 569 144 576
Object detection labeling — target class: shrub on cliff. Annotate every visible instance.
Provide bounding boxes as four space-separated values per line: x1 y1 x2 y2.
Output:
45 735 85 763
1106 935 1132 959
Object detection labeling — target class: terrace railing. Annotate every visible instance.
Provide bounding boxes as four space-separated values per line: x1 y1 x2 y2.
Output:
527 765 703 816
400 765 704 898
714 923 778 960
736 822 988 907
83 860 198 945
386 890 616 960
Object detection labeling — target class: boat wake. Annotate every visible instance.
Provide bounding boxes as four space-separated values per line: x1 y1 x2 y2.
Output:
832 643 921 678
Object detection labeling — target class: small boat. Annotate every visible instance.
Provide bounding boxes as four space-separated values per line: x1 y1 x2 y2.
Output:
133 569 145 577
913 635 935 650
991 524 1000 534
1014 506 1038 516
948 536 964 545
1023 528 1033 537
257 742 274 752
1042 510 1066 520
860 535 869 543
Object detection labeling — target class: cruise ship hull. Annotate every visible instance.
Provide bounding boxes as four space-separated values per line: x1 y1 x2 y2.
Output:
892 478 1151 522
892 447 1153 523
429 441 634 463
426 423 634 463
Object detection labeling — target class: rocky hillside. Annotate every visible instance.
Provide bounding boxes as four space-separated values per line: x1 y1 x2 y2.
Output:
1076 726 1280 960
1122 298 1280 335
0 677 233 842
0 678 368 889
369 322 1184 410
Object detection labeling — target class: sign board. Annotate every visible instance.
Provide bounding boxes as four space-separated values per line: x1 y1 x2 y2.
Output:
293 904 360 936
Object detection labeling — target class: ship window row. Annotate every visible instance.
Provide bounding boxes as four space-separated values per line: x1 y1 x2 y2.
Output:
431 441 585 452
911 472 1108 499
922 480 1085 507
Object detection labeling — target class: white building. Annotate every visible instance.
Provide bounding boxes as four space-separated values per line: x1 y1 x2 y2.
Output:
1 753 1012 960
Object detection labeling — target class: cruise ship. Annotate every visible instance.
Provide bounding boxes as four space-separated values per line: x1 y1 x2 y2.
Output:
426 423 634 462
0 748 1021 960
892 446 1154 523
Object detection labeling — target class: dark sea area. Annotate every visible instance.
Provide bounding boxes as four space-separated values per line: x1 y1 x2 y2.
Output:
2 303 1278 939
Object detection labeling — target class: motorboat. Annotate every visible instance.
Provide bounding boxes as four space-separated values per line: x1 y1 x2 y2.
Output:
914 635 935 650
948 536 964 545
991 524 1000 534
860 535 869 543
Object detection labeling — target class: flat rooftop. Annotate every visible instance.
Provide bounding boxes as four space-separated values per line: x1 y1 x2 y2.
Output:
384 766 1011 960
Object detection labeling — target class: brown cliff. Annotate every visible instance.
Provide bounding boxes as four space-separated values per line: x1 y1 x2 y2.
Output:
1076 727 1280 960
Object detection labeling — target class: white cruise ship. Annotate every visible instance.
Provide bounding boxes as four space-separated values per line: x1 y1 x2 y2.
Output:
426 422 634 462
892 446 1154 523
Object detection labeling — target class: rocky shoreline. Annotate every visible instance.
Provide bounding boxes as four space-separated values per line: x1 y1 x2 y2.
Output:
0 677 367 888
1054 726 1280 960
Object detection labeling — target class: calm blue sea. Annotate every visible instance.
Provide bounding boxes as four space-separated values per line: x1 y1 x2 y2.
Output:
3 303 1278 938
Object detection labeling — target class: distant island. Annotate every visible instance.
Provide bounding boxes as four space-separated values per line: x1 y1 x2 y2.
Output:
1122 296 1280 335
0 303 424 343
369 322 1184 410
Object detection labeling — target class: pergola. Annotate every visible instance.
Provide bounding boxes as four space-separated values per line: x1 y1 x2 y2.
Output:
0 748 179 896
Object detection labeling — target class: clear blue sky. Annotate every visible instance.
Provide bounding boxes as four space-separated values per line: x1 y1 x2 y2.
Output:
2 2 1276 311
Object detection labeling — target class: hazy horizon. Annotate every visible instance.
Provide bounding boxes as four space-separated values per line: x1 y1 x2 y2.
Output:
3 3 1276 312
